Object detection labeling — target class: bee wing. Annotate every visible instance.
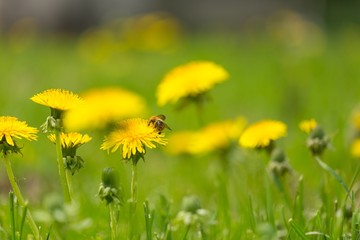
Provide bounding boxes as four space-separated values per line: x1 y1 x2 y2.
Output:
157 114 166 120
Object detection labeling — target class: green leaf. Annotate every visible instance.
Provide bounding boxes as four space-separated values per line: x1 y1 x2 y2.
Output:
314 156 350 196
288 218 307 240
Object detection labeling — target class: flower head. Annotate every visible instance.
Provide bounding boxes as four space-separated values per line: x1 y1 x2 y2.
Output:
31 89 83 112
156 61 229 106
239 120 287 149
167 131 197 155
190 117 247 154
48 132 92 175
64 87 147 131
0 116 38 155
48 132 92 152
101 118 167 161
299 119 317 134
351 109 360 130
351 139 360 158
0 116 38 146
167 117 246 155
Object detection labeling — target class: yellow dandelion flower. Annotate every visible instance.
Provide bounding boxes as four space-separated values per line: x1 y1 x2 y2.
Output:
30 89 83 111
166 131 197 155
190 117 247 154
101 118 167 159
239 120 287 148
156 61 229 106
351 139 360 158
0 116 38 146
64 87 147 131
352 111 360 130
48 132 92 149
166 117 246 155
299 119 317 134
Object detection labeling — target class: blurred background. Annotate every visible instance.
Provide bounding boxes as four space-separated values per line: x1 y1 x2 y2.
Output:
1 0 360 33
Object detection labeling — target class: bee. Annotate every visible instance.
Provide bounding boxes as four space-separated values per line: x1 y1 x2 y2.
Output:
148 114 171 134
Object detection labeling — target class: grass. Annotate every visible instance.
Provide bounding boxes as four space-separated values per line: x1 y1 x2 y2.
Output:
1 21 360 239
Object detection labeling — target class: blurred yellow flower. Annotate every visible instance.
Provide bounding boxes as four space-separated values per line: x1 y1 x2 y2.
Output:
351 139 360 158
78 28 120 64
239 120 287 148
101 118 167 159
64 87 147 131
156 61 229 106
299 119 317 134
48 132 92 150
30 89 83 111
167 117 246 155
190 117 247 154
122 12 181 51
166 131 197 155
352 111 360 130
0 116 38 146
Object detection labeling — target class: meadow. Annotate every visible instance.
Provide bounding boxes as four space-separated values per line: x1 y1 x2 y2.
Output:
1 12 360 239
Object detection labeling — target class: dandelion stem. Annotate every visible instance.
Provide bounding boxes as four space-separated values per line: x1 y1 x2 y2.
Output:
109 203 117 240
129 161 138 239
9 191 16 240
2 156 41 240
130 161 138 212
55 129 72 203
65 170 73 198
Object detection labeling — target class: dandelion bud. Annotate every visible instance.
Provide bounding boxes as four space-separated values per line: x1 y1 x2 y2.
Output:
344 204 353 220
98 168 122 205
269 148 292 176
181 195 201 214
102 167 119 189
306 126 329 156
271 148 286 163
64 156 84 175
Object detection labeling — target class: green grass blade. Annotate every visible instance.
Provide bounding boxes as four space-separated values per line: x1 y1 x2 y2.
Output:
352 212 359 240
9 191 16 240
46 226 52 240
247 195 256 232
265 179 275 228
19 204 28 240
288 218 307 240
143 200 153 240
305 231 330 239
292 176 305 227
314 156 350 196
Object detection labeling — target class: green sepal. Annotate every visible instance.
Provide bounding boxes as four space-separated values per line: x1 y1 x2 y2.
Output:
0 138 22 156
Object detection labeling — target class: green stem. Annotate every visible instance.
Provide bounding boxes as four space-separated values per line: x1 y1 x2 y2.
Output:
109 203 117 240
55 130 71 203
130 161 138 213
2 156 41 240
9 192 16 240
129 161 138 239
65 170 73 198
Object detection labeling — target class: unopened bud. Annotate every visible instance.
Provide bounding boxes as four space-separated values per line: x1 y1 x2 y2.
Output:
181 195 201 214
307 126 329 156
